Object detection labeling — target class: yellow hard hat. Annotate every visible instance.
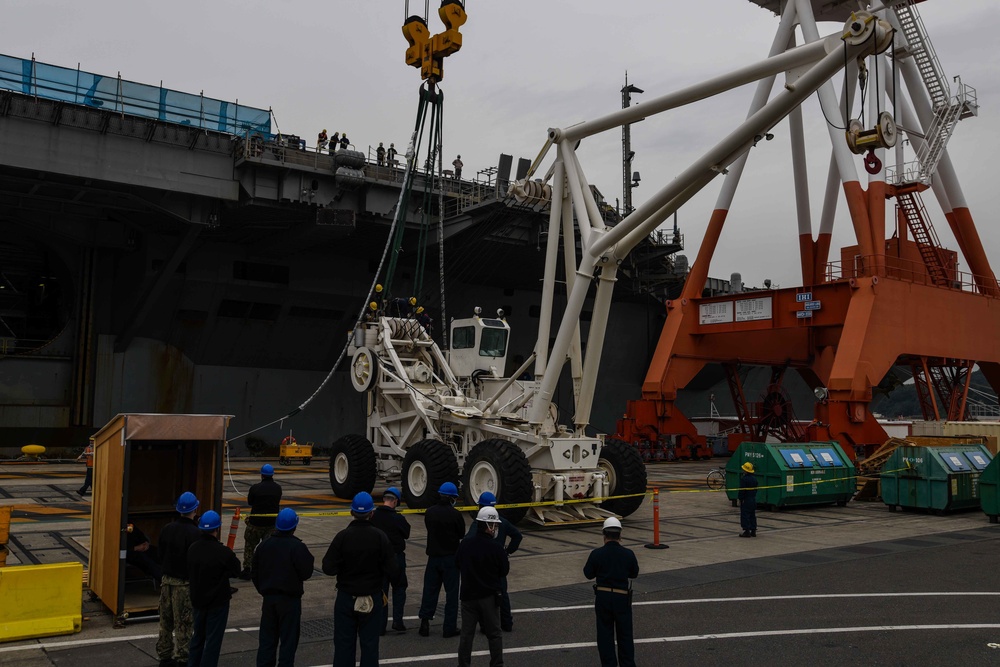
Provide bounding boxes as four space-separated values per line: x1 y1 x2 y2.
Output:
741 462 755 473
323 129 327 132
375 284 383 293
416 306 425 314
409 296 417 305
369 301 378 310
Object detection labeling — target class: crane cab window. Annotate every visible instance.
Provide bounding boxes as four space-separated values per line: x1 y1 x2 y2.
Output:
453 326 475 349
479 327 508 358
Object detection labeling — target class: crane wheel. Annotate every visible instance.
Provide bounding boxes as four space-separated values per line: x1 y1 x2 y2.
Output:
597 439 648 517
328 434 377 499
462 438 533 524
402 439 459 509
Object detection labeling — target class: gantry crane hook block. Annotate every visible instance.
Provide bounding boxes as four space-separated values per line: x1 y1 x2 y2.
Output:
846 111 897 156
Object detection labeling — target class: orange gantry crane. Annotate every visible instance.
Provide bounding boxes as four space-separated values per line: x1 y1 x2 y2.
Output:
616 0 998 459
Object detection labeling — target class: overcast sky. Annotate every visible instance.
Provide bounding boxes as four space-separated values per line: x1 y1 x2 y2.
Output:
2 0 997 288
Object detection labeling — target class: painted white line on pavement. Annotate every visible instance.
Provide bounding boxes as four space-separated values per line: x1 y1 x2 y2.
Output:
510 590 1000 615
4 591 999 655
308 624 1000 666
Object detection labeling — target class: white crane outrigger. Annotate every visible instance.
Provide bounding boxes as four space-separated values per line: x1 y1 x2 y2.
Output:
330 9 895 525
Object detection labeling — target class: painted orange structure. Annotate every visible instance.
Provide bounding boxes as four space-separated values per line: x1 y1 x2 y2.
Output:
616 0 999 459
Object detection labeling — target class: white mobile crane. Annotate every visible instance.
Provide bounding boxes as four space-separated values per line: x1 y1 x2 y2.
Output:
328 9 895 525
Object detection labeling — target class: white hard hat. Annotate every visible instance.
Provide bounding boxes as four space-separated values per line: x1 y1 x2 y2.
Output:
602 517 622 532
476 506 500 523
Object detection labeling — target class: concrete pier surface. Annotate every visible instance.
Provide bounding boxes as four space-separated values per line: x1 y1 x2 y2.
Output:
2 459 998 666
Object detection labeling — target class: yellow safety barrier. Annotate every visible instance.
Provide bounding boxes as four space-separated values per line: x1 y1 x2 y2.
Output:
0 562 83 642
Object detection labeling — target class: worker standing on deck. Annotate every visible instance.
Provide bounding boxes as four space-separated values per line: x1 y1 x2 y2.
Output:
323 492 399 667
583 517 639 667
465 491 521 632
317 129 328 152
329 132 339 154
187 510 242 667
240 464 282 580
452 155 463 179
370 487 410 635
156 491 202 667
418 482 465 638
738 461 758 538
387 143 397 166
339 132 350 150
253 508 314 667
456 506 509 667
376 142 386 166
76 442 94 496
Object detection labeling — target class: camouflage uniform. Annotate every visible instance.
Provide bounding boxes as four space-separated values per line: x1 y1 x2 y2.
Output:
156 574 193 663
242 522 273 572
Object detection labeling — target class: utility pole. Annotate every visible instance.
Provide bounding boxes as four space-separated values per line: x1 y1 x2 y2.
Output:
621 73 643 216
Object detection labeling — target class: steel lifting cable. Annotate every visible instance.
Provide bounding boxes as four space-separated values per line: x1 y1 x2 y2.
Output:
227 83 431 448
436 91 448 347
384 86 433 294
413 95 440 297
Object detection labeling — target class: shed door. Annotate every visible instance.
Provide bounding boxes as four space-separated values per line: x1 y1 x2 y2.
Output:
90 419 128 616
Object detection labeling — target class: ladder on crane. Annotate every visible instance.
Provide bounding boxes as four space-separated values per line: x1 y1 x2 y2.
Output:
896 189 950 287
889 1 978 185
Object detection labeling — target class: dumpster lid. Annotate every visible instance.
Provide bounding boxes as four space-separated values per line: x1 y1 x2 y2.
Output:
779 449 813 468
809 447 845 467
937 451 972 472
965 451 990 471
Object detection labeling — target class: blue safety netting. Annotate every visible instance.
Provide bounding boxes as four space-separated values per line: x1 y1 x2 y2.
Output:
0 54 271 136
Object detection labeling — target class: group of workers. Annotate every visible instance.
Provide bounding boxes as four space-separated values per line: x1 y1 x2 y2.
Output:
84 455 668 667
76 441 762 667
316 129 352 154
316 128 463 177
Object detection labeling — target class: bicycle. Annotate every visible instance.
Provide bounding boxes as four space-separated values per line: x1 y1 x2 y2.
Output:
706 467 726 490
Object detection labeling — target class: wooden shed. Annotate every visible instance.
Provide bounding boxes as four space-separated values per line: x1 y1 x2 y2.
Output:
87 413 231 626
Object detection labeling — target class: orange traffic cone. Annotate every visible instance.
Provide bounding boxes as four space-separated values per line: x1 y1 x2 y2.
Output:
226 507 241 550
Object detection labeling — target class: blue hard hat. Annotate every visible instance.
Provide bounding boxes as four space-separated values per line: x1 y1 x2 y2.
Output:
351 492 375 513
384 487 402 500
198 510 222 531
439 482 459 497
176 491 200 514
477 491 497 507
261 464 275 476
275 508 299 532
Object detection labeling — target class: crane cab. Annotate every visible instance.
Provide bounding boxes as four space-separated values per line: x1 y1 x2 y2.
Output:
448 311 509 379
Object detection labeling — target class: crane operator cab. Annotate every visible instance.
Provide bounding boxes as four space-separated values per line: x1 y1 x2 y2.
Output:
448 307 509 379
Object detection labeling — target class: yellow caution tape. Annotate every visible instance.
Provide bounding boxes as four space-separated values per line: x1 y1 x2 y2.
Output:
238 467 913 519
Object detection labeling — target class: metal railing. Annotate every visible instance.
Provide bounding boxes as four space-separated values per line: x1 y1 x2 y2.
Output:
825 254 996 294
235 133 498 217
0 53 270 136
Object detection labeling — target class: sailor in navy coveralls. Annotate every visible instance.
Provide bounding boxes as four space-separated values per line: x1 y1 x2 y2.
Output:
583 517 640 667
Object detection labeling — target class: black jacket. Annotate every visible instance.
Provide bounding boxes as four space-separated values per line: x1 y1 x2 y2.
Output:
738 473 758 505
322 519 398 596
465 515 523 554
158 516 201 580
583 541 639 590
247 477 282 527
252 532 314 597
371 505 411 554
187 533 241 610
456 527 510 601
424 500 465 557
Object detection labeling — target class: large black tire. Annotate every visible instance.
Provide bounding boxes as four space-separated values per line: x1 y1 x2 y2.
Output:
462 438 533 524
402 439 459 509
328 434 377 499
598 439 647 517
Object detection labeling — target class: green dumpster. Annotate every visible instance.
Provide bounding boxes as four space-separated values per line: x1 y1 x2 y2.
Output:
725 441 855 509
977 451 1000 522
881 444 992 513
